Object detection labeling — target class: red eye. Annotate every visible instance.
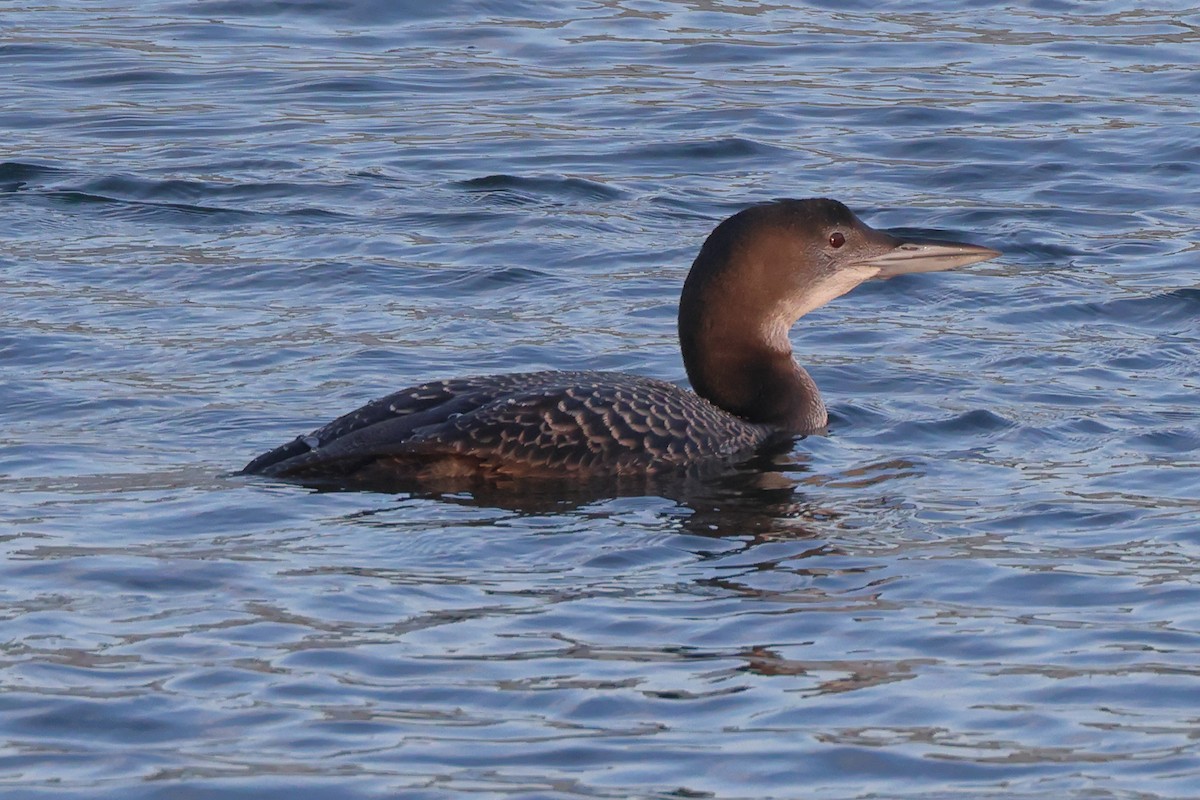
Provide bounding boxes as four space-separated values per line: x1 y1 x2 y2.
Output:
829 231 846 249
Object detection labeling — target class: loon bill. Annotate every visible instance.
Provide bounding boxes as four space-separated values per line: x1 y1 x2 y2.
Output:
242 198 999 487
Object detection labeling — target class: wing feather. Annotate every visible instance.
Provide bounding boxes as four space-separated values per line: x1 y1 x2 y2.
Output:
244 371 773 480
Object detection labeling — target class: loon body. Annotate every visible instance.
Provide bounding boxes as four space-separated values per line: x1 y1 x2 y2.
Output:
243 199 998 487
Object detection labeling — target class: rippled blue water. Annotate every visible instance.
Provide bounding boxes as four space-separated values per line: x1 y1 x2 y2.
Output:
3 2 1199 798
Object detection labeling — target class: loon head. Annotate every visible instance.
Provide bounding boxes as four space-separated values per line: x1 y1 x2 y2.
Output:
683 198 1000 343
678 198 1000 430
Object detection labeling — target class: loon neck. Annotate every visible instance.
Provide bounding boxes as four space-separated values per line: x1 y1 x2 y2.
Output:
679 313 827 434
677 210 837 434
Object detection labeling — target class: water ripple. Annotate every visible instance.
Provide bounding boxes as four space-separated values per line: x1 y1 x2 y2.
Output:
2 2 1200 799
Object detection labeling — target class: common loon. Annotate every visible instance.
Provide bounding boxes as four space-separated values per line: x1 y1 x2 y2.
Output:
243 198 999 487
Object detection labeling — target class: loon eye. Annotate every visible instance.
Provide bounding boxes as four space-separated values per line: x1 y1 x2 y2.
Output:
828 231 846 249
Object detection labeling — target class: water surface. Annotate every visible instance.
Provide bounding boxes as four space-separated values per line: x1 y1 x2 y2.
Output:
2 2 1199 799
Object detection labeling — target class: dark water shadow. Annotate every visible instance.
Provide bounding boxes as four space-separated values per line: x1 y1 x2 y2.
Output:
247 438 838 545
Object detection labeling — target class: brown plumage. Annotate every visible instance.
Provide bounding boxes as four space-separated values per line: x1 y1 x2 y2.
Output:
243 199 999 488
243 371 775 482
